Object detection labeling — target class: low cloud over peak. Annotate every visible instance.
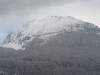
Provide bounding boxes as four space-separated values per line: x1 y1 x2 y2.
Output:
0 0 78 15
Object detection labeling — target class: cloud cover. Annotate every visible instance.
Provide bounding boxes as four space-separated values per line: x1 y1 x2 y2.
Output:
0 0 100 42
0 0 78 15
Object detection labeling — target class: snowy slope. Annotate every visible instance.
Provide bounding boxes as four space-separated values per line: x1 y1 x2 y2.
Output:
1 16 100 50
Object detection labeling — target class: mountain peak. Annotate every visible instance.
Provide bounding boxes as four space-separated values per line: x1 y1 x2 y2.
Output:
1 16 100 50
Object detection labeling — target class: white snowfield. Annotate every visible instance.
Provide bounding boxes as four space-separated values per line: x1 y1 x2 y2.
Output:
1 16 99 50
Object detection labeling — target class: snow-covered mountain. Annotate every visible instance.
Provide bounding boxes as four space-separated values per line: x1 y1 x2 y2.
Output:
1 16 100 50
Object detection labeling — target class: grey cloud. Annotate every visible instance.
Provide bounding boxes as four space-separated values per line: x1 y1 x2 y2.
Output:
0 0 81 15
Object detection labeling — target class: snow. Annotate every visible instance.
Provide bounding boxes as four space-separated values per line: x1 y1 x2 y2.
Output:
2 42 24 50
1 16 99 50
22 16 83 35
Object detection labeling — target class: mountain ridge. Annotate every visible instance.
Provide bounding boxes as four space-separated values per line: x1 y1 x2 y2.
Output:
1 16 100 50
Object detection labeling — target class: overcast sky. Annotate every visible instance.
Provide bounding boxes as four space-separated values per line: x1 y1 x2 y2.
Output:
0 0 100 42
